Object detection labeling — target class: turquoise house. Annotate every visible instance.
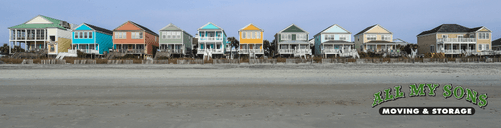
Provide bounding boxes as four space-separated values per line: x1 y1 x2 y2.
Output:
72 23 113 54
197 22 228 58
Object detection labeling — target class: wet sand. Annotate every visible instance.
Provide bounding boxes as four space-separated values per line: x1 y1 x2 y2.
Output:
0 63 500 127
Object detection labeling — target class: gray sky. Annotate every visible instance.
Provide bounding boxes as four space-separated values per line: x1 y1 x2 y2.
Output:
1 0 500 44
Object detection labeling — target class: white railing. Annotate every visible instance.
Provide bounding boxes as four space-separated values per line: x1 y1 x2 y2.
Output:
199 37 223 41
322 49 340 54
159 49 184 54
197 49 224 54
279 49 294 54
279 49 311 54
437 38 476 43
239 49 263 54
294 49 311 54
438 49 475 54
77 49 99 54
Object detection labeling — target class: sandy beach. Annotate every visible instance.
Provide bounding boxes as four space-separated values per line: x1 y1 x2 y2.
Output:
0 63 500 127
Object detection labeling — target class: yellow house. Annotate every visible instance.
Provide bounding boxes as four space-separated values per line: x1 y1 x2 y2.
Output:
354 24 397 53
238 23 264 56
417 24 492 55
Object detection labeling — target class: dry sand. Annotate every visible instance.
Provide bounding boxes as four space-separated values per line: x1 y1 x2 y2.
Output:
0 63 500 128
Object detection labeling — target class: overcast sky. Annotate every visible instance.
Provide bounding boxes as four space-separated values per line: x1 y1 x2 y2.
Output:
1 0 500 45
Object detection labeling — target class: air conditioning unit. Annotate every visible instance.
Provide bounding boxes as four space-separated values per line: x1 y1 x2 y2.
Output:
60 21 71 29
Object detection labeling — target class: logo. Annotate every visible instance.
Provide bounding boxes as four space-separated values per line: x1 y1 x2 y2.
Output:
372 84 488 115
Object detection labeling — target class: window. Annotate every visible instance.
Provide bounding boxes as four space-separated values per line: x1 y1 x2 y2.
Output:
281 34 292 40
242 32 246 39
84 32 88 38
297 34 306 40
177 32 181 39
251 32 255 39
430 45 435 52
75 32 79 39
247 32 250 39
478 33 489 39
79 32 83 38
442 35 448 38
89 32 92 38
162 32 166 39
457 35 463 38
479 44 490 50
115 32 126 39
256 32 260 39
339 35 347 41
381 35 391 41
131 32 143 39
367 35 376 40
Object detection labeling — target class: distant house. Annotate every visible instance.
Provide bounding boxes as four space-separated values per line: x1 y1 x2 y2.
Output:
274 24 311 57
196 22 228 58
238 23 264 56
354 24 397 53
158 23 193 56
393 38 411 46
8 15 74 56
313 24 353 57
112 21 159 56
72 23 113 55
492 38 501 50
417 24 492 55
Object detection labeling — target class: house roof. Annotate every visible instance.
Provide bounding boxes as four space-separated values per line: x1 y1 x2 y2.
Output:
83 23 113 35
239 23 263 32
197 22 226 36
159 23 192 37
277 24 308 34
8 15 67 29
114 21 158 36
355 24 392 36
314 24 351 37
322 40 354 44
417 24 488 36
492 38 501 46
365 40 395 43
278 40 309 44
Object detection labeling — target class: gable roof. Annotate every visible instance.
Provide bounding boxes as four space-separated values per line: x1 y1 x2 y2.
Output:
9 15 67 29
159 23 192 37
160 23 182 31
277 24 308 34
239 23 263 31
114 21 158 36
355 24 391 36
198 22 223 30
417 24 489 36
492 38 501 46
314 24 351 37
80 23 113 35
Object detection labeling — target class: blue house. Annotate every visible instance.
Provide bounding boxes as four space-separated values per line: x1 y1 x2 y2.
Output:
196 22 228 58
313 24 354 57
72 23 113 55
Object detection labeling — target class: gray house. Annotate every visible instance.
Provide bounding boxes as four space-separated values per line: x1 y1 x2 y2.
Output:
273 24 311 57
158 23 193 56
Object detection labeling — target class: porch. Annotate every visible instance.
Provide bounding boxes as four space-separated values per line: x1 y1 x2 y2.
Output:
321 41 355 55
277 43 311 55
239 44 263 54
72 44 100 54
159 44 184 54
112 44 145 54
197 42 224 54
364 42 398 53
436 43 476 54
8 29 48 54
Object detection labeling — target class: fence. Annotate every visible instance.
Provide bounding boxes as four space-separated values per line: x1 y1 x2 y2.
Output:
41 59 67 64
74 60 97 64
107 60 134 64
142 60 169 64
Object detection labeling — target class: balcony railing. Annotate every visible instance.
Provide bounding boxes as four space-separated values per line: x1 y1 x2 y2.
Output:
437 38 476 43
199 37 223 41
239 49 263 54
322 49 340 54
278 49 311 54
78 49 99 54
437 49 476 54
113 49 145 54
159 49 184 54
198 49 224 54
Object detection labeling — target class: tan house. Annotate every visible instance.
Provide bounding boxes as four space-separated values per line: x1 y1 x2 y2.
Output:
417 24 492 55
354 24 397 53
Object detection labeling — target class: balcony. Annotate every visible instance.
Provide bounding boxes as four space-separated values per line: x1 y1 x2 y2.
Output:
159 49 184 54
239 49 263 54
278 49 311 54
322 49 340 54
78 49 99 54
113 49 145 54
198 37 223 41
197 49 224 54
437 49 475 54
437 38 476 44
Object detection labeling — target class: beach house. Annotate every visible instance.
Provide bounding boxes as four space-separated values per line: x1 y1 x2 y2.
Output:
72 23 113 55
417 24 492 55
313 24 353 57
274 24 311 57
196 22 228 58
112 21 159 57
238 23 264 57
8 15 74 56
354 24 397 53
158 23 193 57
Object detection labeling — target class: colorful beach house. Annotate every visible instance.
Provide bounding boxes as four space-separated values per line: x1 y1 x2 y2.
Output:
238 23 264 57
158 23 193 56
354 24 397 53
313 24 353 57
112 21 159 57
196 22 227 58
8 15 74 56
274 24 311 57
417 24 492 55
72 23 113 55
